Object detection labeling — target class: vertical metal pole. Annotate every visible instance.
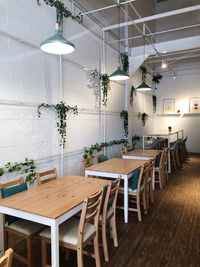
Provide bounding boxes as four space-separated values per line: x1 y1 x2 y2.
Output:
59 55 64 176
102 30 106 154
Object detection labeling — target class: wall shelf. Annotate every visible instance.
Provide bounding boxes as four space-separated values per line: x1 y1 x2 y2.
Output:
156 113 200 117
156 113 181 116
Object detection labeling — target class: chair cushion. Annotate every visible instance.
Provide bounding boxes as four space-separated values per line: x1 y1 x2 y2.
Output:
5 219 44 236
1 183 27 225
98 155 108 163
130 168 141 191
40 217 96 246
99 207 114 221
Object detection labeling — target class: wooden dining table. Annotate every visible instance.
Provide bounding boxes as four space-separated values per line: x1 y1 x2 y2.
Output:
0 176 108 267
85 158 149 223
122 149 162 160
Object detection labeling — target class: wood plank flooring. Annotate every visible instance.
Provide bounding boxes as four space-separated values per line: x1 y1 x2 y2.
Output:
12 154 200 267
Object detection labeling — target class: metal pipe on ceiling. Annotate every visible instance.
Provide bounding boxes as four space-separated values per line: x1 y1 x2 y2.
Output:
79 0 137 16
102 5 200 31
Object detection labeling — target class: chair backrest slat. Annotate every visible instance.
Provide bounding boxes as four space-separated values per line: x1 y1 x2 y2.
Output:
0 248 13 267
36 168 58 185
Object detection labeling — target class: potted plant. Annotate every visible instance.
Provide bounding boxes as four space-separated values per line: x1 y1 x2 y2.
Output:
138 112 148 127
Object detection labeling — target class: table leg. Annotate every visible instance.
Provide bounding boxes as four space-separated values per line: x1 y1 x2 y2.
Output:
51 221 59 267
0 214 4 255
124 177 128 223
152 167 155 190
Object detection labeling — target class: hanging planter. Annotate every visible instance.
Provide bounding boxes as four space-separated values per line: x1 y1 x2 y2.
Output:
89 69 111 107
130 85 137 107
38 102 78 148
152 95 157 113
120 52 129 74
138 112 148 127
152 74 163 87
120 110 129 146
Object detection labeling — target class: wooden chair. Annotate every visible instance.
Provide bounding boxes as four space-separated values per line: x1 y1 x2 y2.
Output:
99 178 120 262
36 168 58 185
162 148 169 185
154 151 165 189
0 248 13 267
40 189 103 267
145 160 154 208
0 178 44 267
118 165 148 222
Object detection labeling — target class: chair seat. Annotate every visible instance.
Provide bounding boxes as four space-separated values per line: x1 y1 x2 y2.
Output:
40 217 96 246
5 219 44 236
99 207 114 221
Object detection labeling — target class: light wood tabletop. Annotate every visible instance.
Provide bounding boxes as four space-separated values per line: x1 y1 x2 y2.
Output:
85 158 148 175
124 149 162 158
0 176 108 219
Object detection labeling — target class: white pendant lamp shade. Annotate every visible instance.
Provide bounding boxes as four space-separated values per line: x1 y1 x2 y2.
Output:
40 24 75 55
109 67 129 81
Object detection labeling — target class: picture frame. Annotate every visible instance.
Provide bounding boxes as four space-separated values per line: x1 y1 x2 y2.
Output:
163 98 175 114
189 97 200 113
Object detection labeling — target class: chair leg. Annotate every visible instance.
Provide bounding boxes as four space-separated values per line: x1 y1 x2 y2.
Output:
27 237 33 267
149 183 154 203
77 245 84 267
136 195 142 222
159 171 163 189
93 235 101 267
4 229 8 250
143 192 147 214
110 216 118 247
102 222 109 262
41 238 48 267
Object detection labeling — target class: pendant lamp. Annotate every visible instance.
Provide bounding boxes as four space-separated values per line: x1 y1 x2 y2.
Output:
40 23 75 55
109 1 129 81
136 35 151 92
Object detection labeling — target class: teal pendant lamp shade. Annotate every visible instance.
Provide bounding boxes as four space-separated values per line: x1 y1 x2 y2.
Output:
136 81 151 92
109 67 129 81
109 2 129 82
40 24 75 55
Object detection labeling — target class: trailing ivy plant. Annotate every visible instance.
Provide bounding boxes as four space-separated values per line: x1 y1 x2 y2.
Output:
89 69 111 107
37 0 83 24
120 52 129 74
152 95 157 113
120 110 129 146
38 102 78 148
0 158 36 183
152 74 163 86
83 139 125 160
138 112 148 127
130 85 137 107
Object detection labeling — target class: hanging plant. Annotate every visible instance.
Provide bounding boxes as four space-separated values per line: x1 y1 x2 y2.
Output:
152 95 157 113
89 69 111 107
83 139 125 160
152 74 163 85
138 112 148 127
38 102 78 148
120 110 129 146
120 52 129 74
130 85 137 107
37 0 83 24
0 158 36 184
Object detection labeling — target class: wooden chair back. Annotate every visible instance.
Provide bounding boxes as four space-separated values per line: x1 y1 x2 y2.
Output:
102 178 120 221
0 248 13 267
0 177 24 191
36 168 58 185
136 166 146 192
78 189 103 246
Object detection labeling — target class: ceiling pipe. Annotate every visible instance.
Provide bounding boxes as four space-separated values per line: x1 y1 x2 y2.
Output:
102 5 200 31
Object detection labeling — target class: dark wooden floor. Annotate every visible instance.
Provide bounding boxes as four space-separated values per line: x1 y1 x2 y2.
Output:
12 154 200 267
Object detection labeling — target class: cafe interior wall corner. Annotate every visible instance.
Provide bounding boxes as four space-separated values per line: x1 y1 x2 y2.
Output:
155 65 200 153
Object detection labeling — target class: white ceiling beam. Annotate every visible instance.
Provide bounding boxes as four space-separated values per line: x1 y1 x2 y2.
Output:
102 5 200 31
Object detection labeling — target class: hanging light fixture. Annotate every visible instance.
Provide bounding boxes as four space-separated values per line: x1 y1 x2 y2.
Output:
136 33 152 92
40 22 75 55
109 1 129 81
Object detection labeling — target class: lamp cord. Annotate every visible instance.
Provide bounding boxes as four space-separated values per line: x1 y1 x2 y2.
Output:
117 1 120 66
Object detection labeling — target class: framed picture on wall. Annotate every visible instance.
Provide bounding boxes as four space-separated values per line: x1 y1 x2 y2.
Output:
163 98 175 114
189 97 200 113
